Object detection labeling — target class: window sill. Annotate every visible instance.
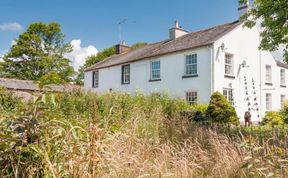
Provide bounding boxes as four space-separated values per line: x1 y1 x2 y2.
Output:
280 85 286 88
182 74 198 79
149 79 161 82
121 83 130 85
224 75 235 79
265 82 273 86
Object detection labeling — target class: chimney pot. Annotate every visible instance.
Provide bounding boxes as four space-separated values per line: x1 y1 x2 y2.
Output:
115 43 130 54
169 20 188 40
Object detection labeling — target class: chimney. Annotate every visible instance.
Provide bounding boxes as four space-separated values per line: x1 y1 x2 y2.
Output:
169 20 188 40
238 0 250 19
115 41 130 54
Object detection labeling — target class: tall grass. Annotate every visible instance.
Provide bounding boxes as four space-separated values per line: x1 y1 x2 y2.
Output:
0 89 287 177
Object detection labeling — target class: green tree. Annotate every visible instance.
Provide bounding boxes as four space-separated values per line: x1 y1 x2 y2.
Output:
239 0 288 61
206 92 239 125
0 22 75 82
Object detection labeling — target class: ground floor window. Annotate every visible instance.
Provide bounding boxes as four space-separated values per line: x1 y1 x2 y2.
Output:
223 88 234 105
266 93 272 111
281 94 286 108
186 91 197 105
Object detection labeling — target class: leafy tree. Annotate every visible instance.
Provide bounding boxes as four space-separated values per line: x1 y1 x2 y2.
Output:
206 92 239 125
84 46 115 68
0 22 75 83
84 42 148 68
74 66 85 85
239 0 288 61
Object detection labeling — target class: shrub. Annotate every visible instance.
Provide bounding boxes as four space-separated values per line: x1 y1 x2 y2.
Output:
206 92 239 125
262 111 284 126
0 87 23 111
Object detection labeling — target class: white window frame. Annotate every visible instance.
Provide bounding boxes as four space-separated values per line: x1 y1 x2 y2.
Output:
280 68 286 86
281 94 286 108
265 65 272 84
186 91 198 105
150 60 161 80
92 71 99 88
266 93 272 111
122 64 130 84
223 88 234 105
225 53 234 76
185 54 197 76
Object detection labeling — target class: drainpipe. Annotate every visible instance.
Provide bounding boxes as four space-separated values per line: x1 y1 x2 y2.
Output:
259 43 263 119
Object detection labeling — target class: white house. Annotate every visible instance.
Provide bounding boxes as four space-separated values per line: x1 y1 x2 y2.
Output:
84 3 288 123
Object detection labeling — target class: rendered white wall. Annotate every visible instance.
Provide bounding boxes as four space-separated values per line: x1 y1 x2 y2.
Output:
84 25 288 123
84 47 212 104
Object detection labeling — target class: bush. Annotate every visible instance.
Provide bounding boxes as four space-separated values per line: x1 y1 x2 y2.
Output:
181 104 208 122
262 111 284 126
206 92 239 125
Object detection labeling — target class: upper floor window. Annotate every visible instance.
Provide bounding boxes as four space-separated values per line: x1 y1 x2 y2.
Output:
281 94 286 108
122 64 130 84
225 53 234 76
223 88 234 106
185 54 197 76
265 65 272 84
150 61 161 80
266 93 272 110
186 91 198 105
92 71 99 88
280 69 286 86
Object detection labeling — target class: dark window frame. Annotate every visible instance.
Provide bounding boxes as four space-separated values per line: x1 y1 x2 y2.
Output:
92 71 99 88
121 64 130 85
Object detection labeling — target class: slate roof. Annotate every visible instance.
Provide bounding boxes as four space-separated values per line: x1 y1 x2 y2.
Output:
85 20 242 71
0 78 81 92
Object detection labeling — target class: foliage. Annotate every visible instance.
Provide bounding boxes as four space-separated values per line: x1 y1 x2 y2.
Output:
84 46 115 68
130 42 147 50
0 22 75 82
262 111 284 126
73 66 85 85
0 87 23 111
239 0 288 61
206 92 239 125
0 90 288 177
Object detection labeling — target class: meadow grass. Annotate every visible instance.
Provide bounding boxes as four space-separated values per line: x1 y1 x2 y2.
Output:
0 89 287 177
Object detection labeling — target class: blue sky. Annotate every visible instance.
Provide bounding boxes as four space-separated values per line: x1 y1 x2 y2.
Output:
0 0 240 68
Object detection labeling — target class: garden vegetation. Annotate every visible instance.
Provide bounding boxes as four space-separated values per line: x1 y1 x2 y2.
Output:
0 88 288 177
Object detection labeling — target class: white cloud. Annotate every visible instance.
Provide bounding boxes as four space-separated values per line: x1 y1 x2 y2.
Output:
65 39 98 71
0 22 23 32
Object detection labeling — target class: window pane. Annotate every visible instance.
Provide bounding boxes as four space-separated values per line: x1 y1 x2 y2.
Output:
225 54 233 75
266 93 272 110
92 71 99 88
186 91 198 105
151 61 161 79
122 65 130 84
266 65 272 83
185 54 197 75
